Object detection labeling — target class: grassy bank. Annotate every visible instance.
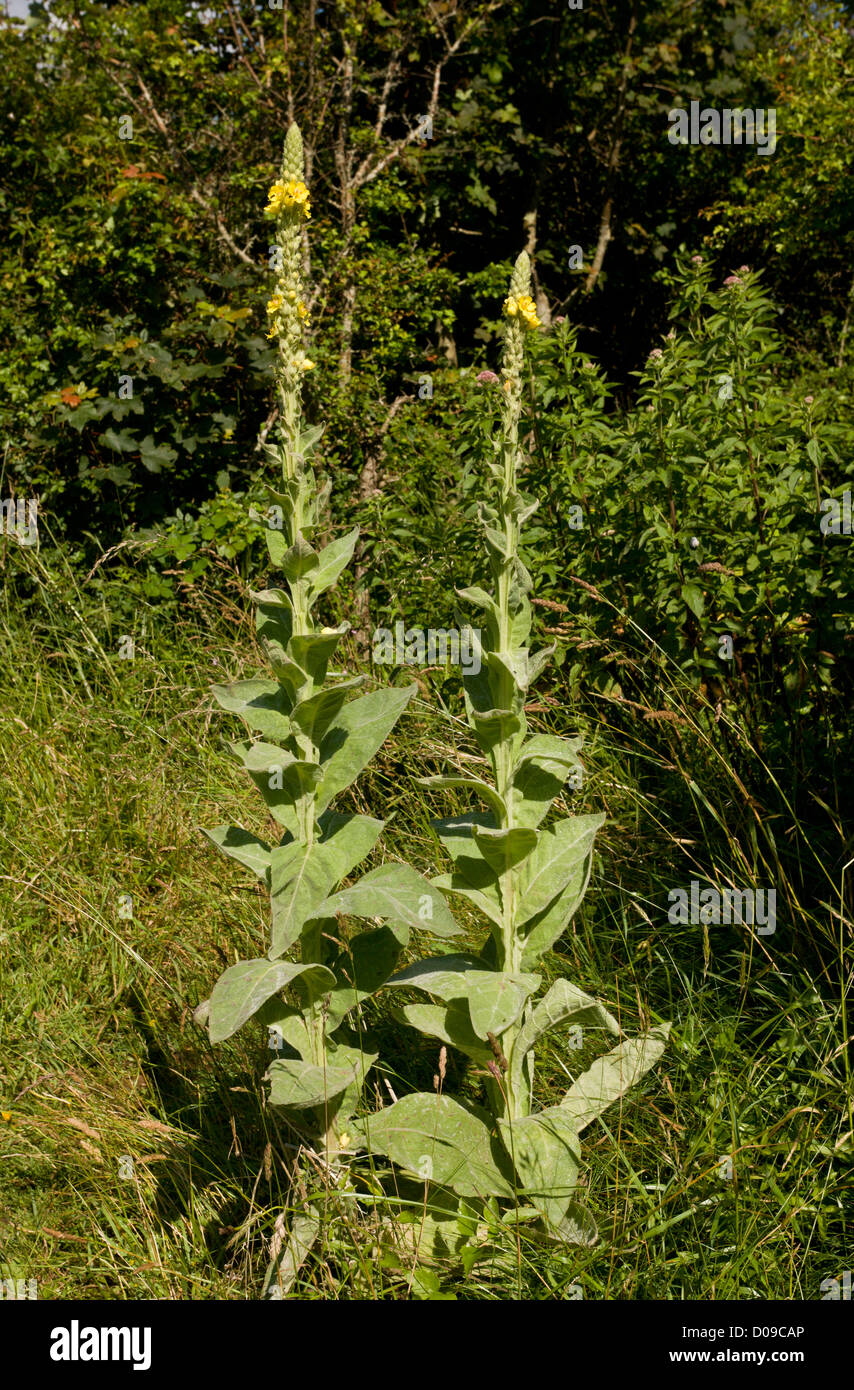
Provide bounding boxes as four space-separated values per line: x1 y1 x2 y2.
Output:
0 546 850 1299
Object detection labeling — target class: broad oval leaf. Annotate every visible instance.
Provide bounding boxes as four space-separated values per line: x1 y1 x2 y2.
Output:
209 958 335 1044
356 1093 516 1199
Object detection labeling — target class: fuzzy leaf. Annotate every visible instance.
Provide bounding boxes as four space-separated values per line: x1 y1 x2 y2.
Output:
267 1059 364 1109
392 1001 492 1064
560 1025 671 1132
201 825 271 883
388 955 537 1035
269 839 344 957
209 958 335 1043
306 526 360 601
517 813 605 926
473 825 538 874
316 811 385 878
498 1108 581 1226
211 679 292 741
510 735 583 828
356 1093 516 1199
325 925 407 1029
416 774 507 822
317 684 416 812
290 678 363 742
510 979 622 1101
467 970 539 1038
319 863 462 938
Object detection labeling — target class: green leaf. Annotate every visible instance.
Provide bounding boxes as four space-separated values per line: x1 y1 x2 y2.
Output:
212 678 292 741
201 825 271 883
392 1001 492 1064
319 863 462 937
510 735 583 828
269 839 344 957
681 582 704 618
498 1108 581 1226
356 1093 516 1199
317 811 385 878
317 684 416 812
280 534 320 581
473 825 538 874
290 678 363 742
554 1201 599 1247
517 812 605 927
325 925 406 1029
267 1058 365 1109
467 970 539 1037
289 627 349 682
235 743 323 831
560 1024 671 1132
416 774 507 822
306 526 360 600
388 955 537 1035
388 954 494 1000
510 979 622 1101
430 873 504 929
208 958 335 1043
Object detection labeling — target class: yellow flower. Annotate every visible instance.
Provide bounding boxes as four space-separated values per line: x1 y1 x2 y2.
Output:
265 178 311 219
339 1132 351 1149
297 301 310 321
267 294 283 316
503 292 540 329
1 1111 11 1122
301 358 315 372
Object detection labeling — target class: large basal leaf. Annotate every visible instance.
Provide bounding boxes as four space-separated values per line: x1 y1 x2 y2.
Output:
269 839 345 957
209 958 335 1044
211 678 293 741
356 1093 516 1199
509 734 583 829
498 1108 581 1227
391 1001 492 1064
317 684 416 812
559 1024 671 1132
319 863 462 938
510 978 622 1102
267 1058 365 1109
201 825 271 883
517 814 605 926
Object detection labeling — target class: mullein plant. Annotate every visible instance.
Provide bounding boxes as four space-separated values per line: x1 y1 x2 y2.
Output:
355 254 670 1250
198 125 462 1181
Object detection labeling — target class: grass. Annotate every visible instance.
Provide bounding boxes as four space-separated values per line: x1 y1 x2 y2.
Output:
0 540 851 1300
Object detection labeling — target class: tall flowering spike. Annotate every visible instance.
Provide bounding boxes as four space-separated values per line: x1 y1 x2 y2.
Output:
281 122 304 183
502 250 540 399
266 122 313 469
